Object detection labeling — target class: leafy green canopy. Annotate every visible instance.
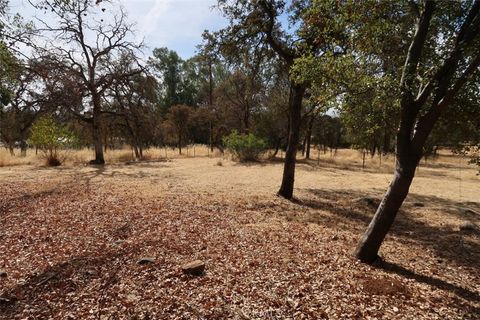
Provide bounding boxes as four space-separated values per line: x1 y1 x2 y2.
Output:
28 116 77 151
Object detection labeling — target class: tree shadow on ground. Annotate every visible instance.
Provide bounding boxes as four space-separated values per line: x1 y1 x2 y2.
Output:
0 184 71 217
0 252 120 317
293 188 479 272
287 188 480 308
0 240 159 318
54 163 172 187
374 259 480 304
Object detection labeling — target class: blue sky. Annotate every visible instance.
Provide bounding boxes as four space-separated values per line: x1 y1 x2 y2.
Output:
9 0 228 59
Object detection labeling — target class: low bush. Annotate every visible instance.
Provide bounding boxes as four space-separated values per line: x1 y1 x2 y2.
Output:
28 116 77 166
223 130 267 162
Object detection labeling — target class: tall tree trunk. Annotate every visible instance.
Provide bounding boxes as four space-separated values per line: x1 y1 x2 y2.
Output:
20 141 27 157
133 144 140 159
272 138 281 158
178 133 182 155
354 155 418 263
209 122 214 152
91 100 105 165
278 83 306 199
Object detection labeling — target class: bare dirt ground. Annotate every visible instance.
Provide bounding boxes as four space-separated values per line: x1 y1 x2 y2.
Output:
0 150 479 319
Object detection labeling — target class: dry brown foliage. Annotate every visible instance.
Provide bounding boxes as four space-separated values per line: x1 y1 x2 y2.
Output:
0 152 478 319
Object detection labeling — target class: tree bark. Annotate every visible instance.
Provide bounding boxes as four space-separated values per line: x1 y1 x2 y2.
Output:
277 83 306 199
209 122 214 152
20 141 27 157
354 155 418 263
178 133 182 155
133 144 140 159
272 138 281 158
91 101 105 165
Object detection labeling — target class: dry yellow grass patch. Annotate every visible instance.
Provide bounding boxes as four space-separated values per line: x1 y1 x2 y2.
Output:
0 145 227 167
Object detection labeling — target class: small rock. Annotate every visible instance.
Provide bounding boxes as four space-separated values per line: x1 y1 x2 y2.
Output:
112 240 126 247
413 202 425 207
331 235 339 241
85 269 97 277
137 257 155 265
0 296 15 306
0 270 7 278
182 260 205 276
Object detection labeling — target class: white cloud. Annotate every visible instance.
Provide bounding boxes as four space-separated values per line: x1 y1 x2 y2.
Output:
134 0 170 42
122 0 227 58
9 0 227 59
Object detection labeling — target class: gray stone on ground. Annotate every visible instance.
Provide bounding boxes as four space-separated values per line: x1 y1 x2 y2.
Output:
112 240 126 247
137 257 155 265
0 270 6 278
182 260 205 276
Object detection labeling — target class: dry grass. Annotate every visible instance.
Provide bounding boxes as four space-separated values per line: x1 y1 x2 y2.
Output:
0 150 37 167
0 145 228 167
0 145 472 169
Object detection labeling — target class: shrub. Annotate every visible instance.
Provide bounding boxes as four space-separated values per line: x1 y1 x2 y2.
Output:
28 116 77 166
223 130 267 162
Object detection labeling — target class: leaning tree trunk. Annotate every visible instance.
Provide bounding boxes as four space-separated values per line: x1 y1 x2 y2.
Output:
91 102 105 165
278 83 306 199
354 140 421 263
